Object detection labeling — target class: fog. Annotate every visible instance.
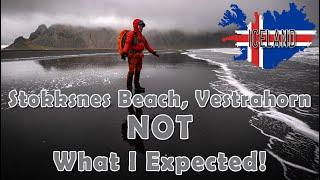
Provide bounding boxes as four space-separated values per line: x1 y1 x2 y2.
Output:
1 0 319 44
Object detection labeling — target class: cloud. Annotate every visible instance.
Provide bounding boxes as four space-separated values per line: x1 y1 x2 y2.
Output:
1 0 319 44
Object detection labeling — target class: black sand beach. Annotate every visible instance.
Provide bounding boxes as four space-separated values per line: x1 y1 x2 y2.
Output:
1 50 316 179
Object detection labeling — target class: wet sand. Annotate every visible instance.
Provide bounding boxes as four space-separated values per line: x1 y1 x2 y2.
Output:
1 52 285 179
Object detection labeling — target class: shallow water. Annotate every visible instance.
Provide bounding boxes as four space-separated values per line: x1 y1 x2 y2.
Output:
184 47 319 180
1 49 318 179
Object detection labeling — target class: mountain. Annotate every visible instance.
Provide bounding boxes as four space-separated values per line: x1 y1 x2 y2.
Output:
6 36 48 50
5 24 234 50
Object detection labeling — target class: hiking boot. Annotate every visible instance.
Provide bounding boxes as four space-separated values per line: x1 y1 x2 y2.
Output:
135 85 145 91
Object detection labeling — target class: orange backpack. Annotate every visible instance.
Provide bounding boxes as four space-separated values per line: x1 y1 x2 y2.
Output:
117 29 130 55
117 30 138 55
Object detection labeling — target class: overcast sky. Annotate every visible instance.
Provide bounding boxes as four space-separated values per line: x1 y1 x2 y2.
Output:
1 0 319 44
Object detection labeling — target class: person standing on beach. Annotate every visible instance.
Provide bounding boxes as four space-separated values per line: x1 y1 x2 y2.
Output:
121 19 159 92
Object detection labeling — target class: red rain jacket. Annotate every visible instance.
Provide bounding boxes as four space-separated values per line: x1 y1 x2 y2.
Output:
123 19 155 55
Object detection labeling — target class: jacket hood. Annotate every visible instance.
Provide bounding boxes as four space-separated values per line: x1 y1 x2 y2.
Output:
133 19 142 32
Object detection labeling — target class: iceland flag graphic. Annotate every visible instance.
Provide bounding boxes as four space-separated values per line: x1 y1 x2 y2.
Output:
219 3 317 69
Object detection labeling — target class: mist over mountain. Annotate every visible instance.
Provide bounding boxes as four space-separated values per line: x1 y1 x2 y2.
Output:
6 24 234 50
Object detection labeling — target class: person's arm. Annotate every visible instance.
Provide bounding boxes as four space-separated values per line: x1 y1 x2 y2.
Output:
143 36 155 54
143 36 159 57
